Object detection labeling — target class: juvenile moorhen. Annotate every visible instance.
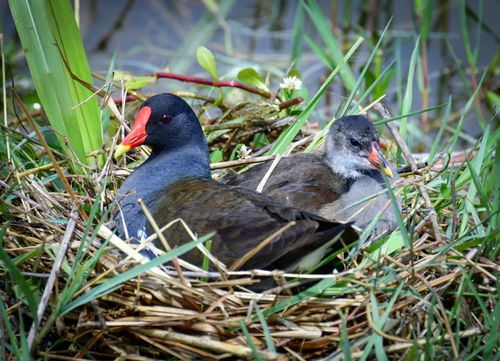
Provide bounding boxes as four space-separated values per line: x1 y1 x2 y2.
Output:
223 115 400 241
113 93 357 272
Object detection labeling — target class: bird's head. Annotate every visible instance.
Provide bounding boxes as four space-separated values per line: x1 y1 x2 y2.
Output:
325 115 393 179
114 93 204 158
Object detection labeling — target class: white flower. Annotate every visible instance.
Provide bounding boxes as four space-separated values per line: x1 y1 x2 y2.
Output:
279 76 303 91
237 145 252 159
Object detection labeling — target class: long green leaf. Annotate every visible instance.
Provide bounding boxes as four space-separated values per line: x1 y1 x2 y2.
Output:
305 0 356 91
340 18 393 115
397 36 420 162
9 0 102 170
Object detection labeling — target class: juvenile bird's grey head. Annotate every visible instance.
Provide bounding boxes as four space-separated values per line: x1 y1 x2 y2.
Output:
325 115 392 179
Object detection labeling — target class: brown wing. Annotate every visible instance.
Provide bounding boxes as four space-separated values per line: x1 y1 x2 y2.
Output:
223 153 351 214
147 177 355 270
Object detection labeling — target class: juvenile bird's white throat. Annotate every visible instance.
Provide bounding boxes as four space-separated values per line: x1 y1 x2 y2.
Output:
324 152 366 179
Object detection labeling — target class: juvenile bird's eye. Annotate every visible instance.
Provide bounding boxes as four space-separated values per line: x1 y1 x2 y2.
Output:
160 114 173 123
349 137 360 147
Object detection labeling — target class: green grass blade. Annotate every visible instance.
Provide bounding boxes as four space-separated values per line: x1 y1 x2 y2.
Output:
305 0 356 91
239 320 263 361
254 304 276 354
305 34 335 69
448 72 486 154
340 18 393 115
169 0 234 73
383 172 411 246
0 299 22 360
459 124 491 235
351 59 396 112
397 36 420 162
290 0 305 65
492 140 500 231
267 37 364 156
428 96 452 163
0 224 39 326
259 277 337 319
374 104 446 125
339 310 353 361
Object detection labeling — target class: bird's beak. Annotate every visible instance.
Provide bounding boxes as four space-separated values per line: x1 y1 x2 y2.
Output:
368 141 394 178
114 106 151 159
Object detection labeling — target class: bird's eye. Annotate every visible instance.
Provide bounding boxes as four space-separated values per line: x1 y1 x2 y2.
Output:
349 137 361 147
160 114 173 124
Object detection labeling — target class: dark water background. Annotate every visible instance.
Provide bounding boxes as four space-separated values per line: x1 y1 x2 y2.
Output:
1 0 499 151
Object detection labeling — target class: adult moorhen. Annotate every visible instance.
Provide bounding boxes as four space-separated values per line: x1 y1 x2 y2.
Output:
113 93 357 273
223 115 401 241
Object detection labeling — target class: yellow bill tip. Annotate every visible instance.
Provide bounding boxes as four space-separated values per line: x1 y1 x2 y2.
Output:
382 165 394 178
114 144 131 159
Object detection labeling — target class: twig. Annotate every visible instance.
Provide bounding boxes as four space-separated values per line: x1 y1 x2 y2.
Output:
13 90 88 222
366 302 417 344
28 207 79 353
348 328 487 358
15 161 68 178
96 224 169 279
155 72 273 98
256 154 283 193
210 155 276 170
137 199 190 288
374 102 442 243
0 180 44 210
203 118 286 131
278 97 304 110
138 328 285 360
385 254 459 358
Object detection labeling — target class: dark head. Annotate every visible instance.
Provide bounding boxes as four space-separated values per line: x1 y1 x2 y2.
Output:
325 115 393 178
114 93 207 157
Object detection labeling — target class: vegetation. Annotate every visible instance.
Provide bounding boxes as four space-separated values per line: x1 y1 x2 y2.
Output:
1 0 498 360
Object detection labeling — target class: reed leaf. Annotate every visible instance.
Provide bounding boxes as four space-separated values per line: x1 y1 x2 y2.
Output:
9 0 102 171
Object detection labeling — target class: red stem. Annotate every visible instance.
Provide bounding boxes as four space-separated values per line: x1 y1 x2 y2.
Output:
278 97 304 110
112 71 275 104
155 72 272 98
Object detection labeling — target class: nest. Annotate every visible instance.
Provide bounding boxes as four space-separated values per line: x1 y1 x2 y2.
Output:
0 99 494 360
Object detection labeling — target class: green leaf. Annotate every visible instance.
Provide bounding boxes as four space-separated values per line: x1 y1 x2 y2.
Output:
237 68 268 90
486 90 500 109
196 46 218 80
230 144 244 160
210 149 223 163
125 76 157 90
252 132 269 149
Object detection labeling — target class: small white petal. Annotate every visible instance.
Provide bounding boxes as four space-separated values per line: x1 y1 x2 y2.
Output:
279 76 303 90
